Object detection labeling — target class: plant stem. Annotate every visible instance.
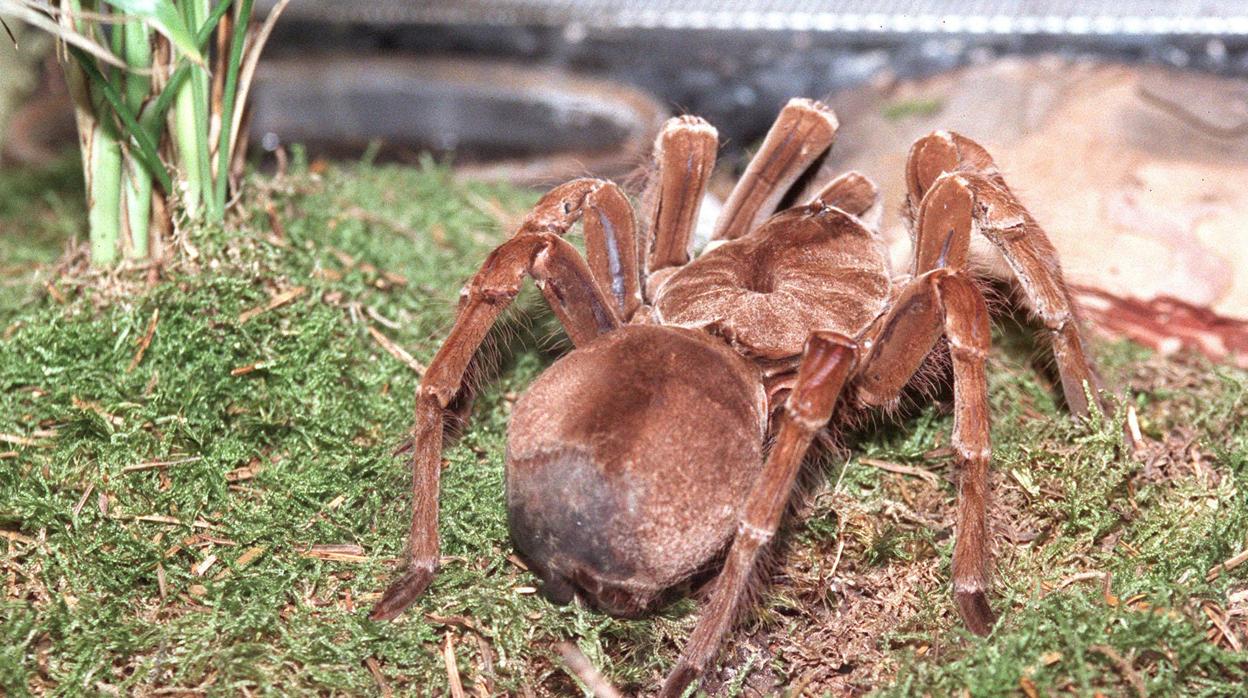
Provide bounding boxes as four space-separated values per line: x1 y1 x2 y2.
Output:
171 61 202 218
122 19 151 114
148 0 234 126
66 45 172 194
88 120 123 266
88 2 121 265
214 0 251 213
185 0 214 219
121 16 152 258
61 0 120 265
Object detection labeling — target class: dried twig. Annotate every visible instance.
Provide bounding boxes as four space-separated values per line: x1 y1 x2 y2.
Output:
238 286 306 323
234 545 267 569
122 456 201 473
1126 404 1143 446
859 458 941 486
474 634 496 694
72 396 123 426
1203 602 1243 652
425 613 485 636
265 201 286 240
230 362 269 376
556 642 622 698
301 544 367 562
43 281 67 304
225 464 260 482
443 632 466 698
128 308 159 371
155 563 168 599
0 530 34 545
193 554 218 577
1206 546 1248 582
0 433 38 447
367 326 425 375
829 538 847 577
71 482 95 521
214 545 267 581
364 657 392 698
134 515 222 531
366 305 401 330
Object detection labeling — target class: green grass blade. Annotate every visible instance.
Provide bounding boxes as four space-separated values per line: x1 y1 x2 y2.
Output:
121 16 152 257
66 44 172 193
102 0 205 65
147 1 234 130
121 17 151 113
0 0 133 70
213 0 252 212
178 0 214 218
188 64 213 217
108 6 125 86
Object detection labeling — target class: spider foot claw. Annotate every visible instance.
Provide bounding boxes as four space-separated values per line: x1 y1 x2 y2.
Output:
392 436 416 457
658 662 699 698
955 588 998 636
370 564 435 621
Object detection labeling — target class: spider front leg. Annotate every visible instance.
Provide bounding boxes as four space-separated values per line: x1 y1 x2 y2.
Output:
660 332 857 697
522 178 643 320
856 269 997 635
370 230 619 621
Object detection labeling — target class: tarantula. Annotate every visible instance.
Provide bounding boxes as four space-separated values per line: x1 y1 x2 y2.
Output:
369 98 1114 695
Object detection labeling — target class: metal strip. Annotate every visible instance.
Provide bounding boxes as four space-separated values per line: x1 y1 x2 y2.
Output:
261 1 1248 36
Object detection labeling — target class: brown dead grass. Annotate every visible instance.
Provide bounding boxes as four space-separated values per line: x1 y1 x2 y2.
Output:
687 347 1246 696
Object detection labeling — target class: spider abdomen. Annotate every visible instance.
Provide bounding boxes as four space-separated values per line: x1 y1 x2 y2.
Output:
505 324 766 615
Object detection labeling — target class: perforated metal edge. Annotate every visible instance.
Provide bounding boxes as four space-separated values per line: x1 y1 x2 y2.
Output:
260 0 1248 36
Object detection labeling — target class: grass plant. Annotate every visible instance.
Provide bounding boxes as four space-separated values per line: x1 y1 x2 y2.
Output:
0 0 283 265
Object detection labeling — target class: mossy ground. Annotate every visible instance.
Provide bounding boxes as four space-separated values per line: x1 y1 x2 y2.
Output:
1 155 1245 696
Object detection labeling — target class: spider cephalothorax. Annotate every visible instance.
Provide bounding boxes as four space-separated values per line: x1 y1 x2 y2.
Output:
369 98 1117 695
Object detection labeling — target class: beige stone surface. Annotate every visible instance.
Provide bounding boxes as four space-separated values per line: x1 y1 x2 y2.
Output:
820 57 1248 364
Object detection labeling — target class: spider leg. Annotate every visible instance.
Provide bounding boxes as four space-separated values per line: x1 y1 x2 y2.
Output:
856 269 998 635
710 98 839 242
906 132 1107 420
370 230 619 621
640 115 718 277
937 274 996 634
807 170 880 222
909 172 974 275
659 332 857 697
523 178 643 320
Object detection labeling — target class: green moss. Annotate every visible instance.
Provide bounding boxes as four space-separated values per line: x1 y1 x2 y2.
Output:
0 158 707 696
1 158 1245 696
885 582 1246 696
0 153 84 316
881 98 944 122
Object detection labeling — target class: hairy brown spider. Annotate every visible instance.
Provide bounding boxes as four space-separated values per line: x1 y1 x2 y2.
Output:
370 98 1115 695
